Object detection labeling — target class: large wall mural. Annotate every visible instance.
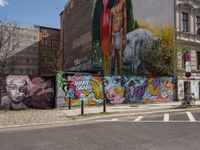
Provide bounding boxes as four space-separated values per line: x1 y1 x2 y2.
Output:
105 76 174 103
0 75 55 110
92 0 127 75
62 74 104 106
92 0 174 76
57 74 175 106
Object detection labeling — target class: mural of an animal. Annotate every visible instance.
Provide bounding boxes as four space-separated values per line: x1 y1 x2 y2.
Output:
123 28 161 75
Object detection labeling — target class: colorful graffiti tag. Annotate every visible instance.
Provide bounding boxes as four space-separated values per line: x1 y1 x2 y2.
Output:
105 76 174 103
57 74 175 106
104 76 125 104
0 75 55 110
62 75 104 106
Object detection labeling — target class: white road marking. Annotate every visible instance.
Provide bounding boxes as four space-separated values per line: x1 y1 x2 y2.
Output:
163 114 169 122
111 119 118 121
96 118 118 122
186 112 196 122
134 116 143 122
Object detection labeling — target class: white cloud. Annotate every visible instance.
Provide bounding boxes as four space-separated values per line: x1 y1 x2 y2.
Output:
0 0 8 7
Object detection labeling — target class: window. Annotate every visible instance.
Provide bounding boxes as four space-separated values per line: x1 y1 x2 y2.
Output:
182 12 189 32
26 69 30 74
50 38 53 47
197 51 200 70
197 16 200 35
42 29 48 35
20 69 23 74
42 38 46 45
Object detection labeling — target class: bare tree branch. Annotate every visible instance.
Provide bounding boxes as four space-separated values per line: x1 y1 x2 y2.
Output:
0 21 20 74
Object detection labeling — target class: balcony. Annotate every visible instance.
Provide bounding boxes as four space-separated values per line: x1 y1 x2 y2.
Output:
176 31 200 44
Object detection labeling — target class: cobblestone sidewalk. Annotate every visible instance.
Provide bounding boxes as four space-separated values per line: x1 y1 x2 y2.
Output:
1 101 199 128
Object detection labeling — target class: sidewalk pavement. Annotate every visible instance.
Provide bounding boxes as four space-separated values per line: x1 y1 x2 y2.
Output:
0 101 200 128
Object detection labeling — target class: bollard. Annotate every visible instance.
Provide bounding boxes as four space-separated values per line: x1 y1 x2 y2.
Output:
68 98 71 110
81 100 84 115
103 97 106 113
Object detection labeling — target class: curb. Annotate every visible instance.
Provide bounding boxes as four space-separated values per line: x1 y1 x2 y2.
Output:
74 107 200 122
1 107 200 130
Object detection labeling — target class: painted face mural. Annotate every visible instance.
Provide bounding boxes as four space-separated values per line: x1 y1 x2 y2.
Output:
0 75 55 110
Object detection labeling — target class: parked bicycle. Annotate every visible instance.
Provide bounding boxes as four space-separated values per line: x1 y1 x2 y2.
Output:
181 93 195 108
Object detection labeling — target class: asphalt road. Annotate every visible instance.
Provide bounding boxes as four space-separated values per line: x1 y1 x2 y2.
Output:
0 110 200 150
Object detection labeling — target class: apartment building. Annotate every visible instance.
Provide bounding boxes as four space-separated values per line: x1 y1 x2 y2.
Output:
0 23 39 75
38 26 61 75
0 23 61 76
176 0 200 100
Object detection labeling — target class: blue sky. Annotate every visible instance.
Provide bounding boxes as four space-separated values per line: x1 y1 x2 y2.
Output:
0 0 68 28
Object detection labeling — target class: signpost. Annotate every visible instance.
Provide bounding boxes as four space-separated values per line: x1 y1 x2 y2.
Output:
184 51 191 107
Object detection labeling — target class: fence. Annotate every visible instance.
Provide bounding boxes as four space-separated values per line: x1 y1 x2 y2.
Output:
56 73 175 107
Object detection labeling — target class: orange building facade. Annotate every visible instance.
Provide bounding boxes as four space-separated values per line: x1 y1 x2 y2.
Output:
38 26 61 75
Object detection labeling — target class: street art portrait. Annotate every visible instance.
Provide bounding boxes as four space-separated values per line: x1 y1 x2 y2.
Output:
0 75 55 110
62 74 104 106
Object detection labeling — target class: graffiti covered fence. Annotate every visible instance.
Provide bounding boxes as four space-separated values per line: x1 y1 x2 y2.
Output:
61 74 104 106
0 75 55 110
57 73 175 106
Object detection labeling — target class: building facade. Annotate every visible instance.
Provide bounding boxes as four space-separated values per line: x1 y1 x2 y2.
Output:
60 0 93 72
0 23 39 75
176 0 200 100
60 0 200 100
0 23 61 76
38 26 61 75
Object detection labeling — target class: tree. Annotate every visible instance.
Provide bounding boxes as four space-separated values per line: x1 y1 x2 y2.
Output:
126 0 134 33
0 21 20 74
39 47 64 76
139 26 175 76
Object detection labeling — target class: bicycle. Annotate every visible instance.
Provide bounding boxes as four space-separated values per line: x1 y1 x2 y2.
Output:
181 93 195 108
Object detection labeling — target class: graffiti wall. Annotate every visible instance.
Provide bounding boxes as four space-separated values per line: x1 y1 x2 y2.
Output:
62 74 104 106
0 75 55 110
92 0 175 76
56 72 66 107
104 76 174 103
104 76 125 104
57 73 175 106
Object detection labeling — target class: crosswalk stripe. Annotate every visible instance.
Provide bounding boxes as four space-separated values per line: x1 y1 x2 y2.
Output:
134 116 143 122
163 114 169 122
186 112 196 122
111 119 118 121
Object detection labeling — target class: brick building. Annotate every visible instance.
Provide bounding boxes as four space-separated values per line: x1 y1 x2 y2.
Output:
38 26 61 75
60 0 93 72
